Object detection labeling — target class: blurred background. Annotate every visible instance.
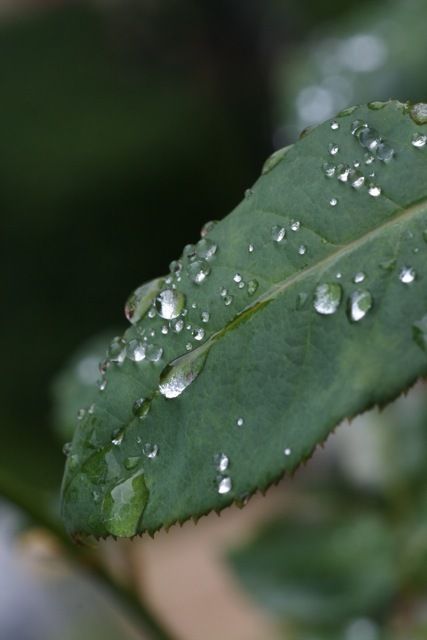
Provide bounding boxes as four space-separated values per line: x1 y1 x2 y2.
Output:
1 0 427 638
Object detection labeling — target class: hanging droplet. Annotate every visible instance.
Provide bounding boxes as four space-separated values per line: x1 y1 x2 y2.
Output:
413 315 427 352
399 266 416 283
218 477 232 494
145 344 163 362
298 245 307 255
155 288 186 320
132 397 151 418
348 289 373 322
330 197 338 206
214 453 229 472
247 280 259 296
368 184 382 197
126 339 145 362
411 133 427 148
322 162 336 178
111 428 124 446
187 260 211 284
376 143 394 161
195 238 218 260
328 143 339 156
125 278 164 324
353 272 366 284
271 225 286 242
314 283 342 315
200 220 218 237
143 443 159 459
359 127 381 150
159 349 208 398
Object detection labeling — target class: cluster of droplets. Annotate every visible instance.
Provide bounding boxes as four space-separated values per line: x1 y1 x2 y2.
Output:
213 452 232 494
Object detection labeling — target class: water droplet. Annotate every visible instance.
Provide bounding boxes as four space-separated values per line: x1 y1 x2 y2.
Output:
233 273 243 283
125 456 141 470
271 225 286 242
192 328 205 341
238 281 245 289
413 315 427 352
102 470 148 537
218 477 232 495
183 244 197 260
143 443 158 459
200 220 218 237
284 447 291 456
111 428 124 446
336 272 343 279
132 397 151 418
248 243 254 253
97 378 107 391
399 266 416 283
376 143 394 161
145 344 163 362
170 318 184 333
348 289 373 322
350 119 367 135
161 325 169 335
261 146 290 175
353 272 366 284
349 169 365 189
410 102 427 125
411 133 427 148
322 162 336 178
63 442 72 456
186 343 193 351
126 339 145 362
148 308 156 319
330 121 339 130
77 408 86 421
247 280 259 296
337 163 351 182
290 220 300 232
314 283 342 315
88 403 96 415
201 311 210 323
108 337 126 363
368 100 387 110
155 288 186 320
368 184 381 197
236 417 244 426
125 278 164 324
359 127 381 150
330 197 338 206
214 453 229 472
337 105 359 117
169 260 183 276
328 143 339 156
244 188 254 198
298 245 307 255
219 287 228 297
224 295 233 306
364 152 375 165
195 238 218 260
187 260 211 284
159 349 208 398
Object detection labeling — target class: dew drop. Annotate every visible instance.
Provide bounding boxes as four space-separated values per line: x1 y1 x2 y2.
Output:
236 417 244 426
63 442 72 456
219 287 228 297
155 288 186 320
195 238 218 260
368 184 381 197
187 260 211 284
368 100 387 110
413 315 427 352
296 292 308 309
314 283 342 315
126 339 145 362
192 328 205 341
145 344 163 362
337 105 359 117
88 403 96 415
170 318 184 333
411 133 427 148
108 337 126 364
359 127 381 150
337 163 351 182
349 169 365 189
97 378 107 391
201 311 210 323
376 143 394 161
330 121 339 130
183 244 197 261
399 266 416 283
298 245 307 255
336 272 343 279
290 220 300 232
99 359 111 375
271 225 286 242
111 428 124 446
410 102 427 125
350 119 367 135
218 477 232 494
224 295 233 306
348 289 373 322
101 471 148 537
214 453 229 472
186 343 193 351
169 260 183 276
161 325 169 335
328 143 339 156
159 349 208 398
125 278 164 324
200 220 218 237
248 243 255 253
132 397 151 418
322 162 336 178
353 272 366 284
143 443 158 459
247 280 259 296
330 197 338 206
284 447 292 456
233 273 243 283
244 188 254 198
364 152 375 165
77 408 86 421
148 308 156 319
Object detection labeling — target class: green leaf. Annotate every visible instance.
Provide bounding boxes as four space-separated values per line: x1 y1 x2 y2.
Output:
61 100 427 541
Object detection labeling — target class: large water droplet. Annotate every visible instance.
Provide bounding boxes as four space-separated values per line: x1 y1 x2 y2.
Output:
101 470 148 537
376 143 394 161
187 260 211 284
195 238 218 260
132 397 151 418
271 225 286 242
314 283 342 315
126 339 145 362
399 266 416 283
218 477 232 495
155 288 186 320
348 289 373 322
413 315 427 352
145 344 163 362
125 278 164 324
410 102 427 125
359 127 381 150
159 349 208 399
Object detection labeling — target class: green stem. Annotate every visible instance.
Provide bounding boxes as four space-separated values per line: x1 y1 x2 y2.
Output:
0 470 182 640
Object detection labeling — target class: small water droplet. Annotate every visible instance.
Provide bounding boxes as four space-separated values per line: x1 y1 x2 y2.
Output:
349 169 365 189
148 308 156 319
218 477 232 494
298 245 307 255
330 121 339 130
219 287 228 297
350 119 367 135
376 143 394 161
411 132 427 148
192 327 205 341
399 266 416 283
125 278 164 324
413 315 427 352
200 220 218 237
77 408 86 421
337 163 351 182
112 428 124 446
337 105 359 117
195 238 218 260
364 152 375 165
170 318 184 333
284 447 291 456
145 344 163 362
238 281 245 289
88 403 96 415
244 188 254 198
368 100 388 110
322 162 336 178
169 259 183 276
359 127 381 150
183 244 197 260
159 349 208 398
224 295 233 306
248 243 254 253
99 359 111 375
155 288 186 320
233 273 243 283
201 311 210 323
161 325 169 335
368 184 381 197
186 343 193 351
348 289 373 322
236 417 244 426
336 272 343 279
330 197 338 206
127 339 145 362
314 283 342 315
353 272 366 284
187 260 211 284
410 102 427 125
143 443 158 459
132 397 151 418
290 220 300 232
108 337 126 363
328 143 339 156
97 378 107 391
271 225 286 242
247 280 259 296
214 453 229 472
63 442 72 456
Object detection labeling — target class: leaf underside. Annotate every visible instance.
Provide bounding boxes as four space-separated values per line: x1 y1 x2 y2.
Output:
61 100 427 541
